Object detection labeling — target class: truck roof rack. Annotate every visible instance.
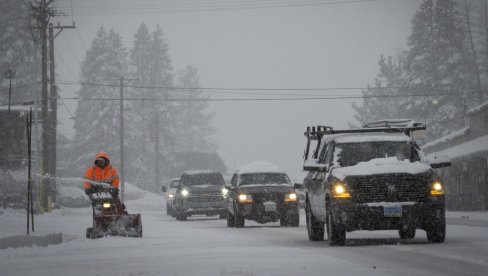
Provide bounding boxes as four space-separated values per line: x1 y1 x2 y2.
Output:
303 121 426 160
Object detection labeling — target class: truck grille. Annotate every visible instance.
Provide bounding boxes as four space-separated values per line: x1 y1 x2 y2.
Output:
187 192 223 203
352 174 429 204
252 193 284 203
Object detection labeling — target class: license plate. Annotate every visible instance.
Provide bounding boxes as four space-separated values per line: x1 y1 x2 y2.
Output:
264 201 276 212
384 206 402 217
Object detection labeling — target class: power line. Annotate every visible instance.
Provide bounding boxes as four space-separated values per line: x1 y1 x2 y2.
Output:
54 52 78 81
58 90 479 102
54 79 401 92
74 28 88 53
58 96 75 119
61 0 379 15
54 80 481 99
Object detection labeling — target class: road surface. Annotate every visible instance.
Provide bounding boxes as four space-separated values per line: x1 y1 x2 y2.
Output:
0 190 487 276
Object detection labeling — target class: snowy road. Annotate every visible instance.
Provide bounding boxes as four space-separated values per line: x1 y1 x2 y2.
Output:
1 189 488 276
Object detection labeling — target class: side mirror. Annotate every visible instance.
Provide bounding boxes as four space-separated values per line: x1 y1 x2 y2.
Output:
303 160 327 172
161 186 167 193
293 183 303 190
426 155 451 168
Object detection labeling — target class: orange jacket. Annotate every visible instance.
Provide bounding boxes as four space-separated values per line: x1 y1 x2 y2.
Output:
83 151 120 190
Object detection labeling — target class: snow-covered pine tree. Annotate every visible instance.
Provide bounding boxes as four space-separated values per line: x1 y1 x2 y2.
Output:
404 0 477 138
0 0 39 105
174 66 216 152
127 24 175 189
70 27 128 177
353 0 479 140
461 0 488 104
352 53 409 126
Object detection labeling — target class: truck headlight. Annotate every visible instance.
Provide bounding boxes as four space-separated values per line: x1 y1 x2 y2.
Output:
168 193 174 199
332 182 351 198
238 194 253 203
284 193 298 202
181 189 189 197
103 202 111 208
431 181 444 195
222 187 229 198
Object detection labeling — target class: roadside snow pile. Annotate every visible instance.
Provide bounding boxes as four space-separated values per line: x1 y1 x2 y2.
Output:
123 182 150 201
0 233 63 249
447 211 488 221
0 182 159 249
56 178 149 207
57 186 90 208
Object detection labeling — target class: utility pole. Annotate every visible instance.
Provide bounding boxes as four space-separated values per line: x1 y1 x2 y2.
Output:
30 0 75 211
117 77 138 202
4 69 15 112
40 0 50 212
154 112 160 191
119 77 125 203
48 22 75 203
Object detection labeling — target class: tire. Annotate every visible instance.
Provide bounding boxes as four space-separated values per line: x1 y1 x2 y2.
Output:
306 201 324 241
234 208 245 228
86 227 93 239
176 211 187 221
227 211 235 227
426 219 446 243
280 213 299 227
166 204 171 216
399 225 416 239
326 205 346 246
289 213 300 227
136 224 143 238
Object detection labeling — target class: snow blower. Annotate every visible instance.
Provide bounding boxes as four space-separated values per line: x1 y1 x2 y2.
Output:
86 183 142 239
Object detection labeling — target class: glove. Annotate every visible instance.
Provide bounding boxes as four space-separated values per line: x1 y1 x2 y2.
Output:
85 187 93 195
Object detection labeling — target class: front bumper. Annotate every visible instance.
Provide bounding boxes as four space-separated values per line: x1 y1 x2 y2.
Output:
331 197 445 231
238 201 299 223
180 199 227 216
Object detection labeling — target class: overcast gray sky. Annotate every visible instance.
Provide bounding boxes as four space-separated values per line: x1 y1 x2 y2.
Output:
53 0 421 179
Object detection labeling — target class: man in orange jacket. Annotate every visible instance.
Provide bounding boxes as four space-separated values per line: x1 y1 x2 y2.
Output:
83 151 120 195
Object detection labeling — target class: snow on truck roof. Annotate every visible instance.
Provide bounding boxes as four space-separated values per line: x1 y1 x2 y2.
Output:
332 157 432 181
322 132 412 144
236 161 286 174
183 170 221 175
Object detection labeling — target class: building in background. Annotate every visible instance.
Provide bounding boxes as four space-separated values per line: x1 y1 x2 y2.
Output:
423 101 488 211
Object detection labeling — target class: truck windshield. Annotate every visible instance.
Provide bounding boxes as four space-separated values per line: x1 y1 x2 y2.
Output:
239 173 291 186
336 141 420 167
182 174 225 186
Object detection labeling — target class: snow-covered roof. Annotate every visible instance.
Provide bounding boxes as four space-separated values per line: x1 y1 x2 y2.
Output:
236 161 285 174
425 134 488 160
466 100 488 116
422 127 469 150
0 105 40 112
332 157 432 181
322 132 411 144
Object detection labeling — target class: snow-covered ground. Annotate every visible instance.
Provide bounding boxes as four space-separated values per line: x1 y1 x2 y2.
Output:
1 182 488 276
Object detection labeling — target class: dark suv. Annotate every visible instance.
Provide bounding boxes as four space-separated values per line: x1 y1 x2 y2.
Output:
173 170 227 221
226 162 299 228
298 121 450 245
